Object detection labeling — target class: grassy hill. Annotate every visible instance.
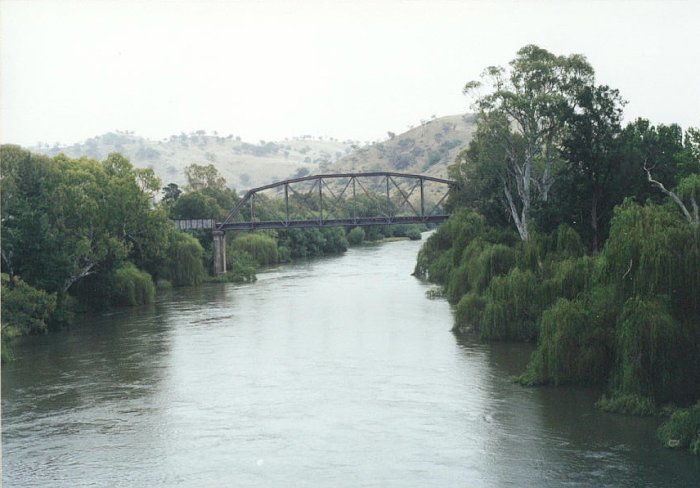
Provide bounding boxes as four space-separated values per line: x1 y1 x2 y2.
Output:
31 131 356 190
29 113 476 191
328 113 477 179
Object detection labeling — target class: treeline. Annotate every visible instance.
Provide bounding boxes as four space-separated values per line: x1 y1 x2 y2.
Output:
0 149 423 360
415 46 700 454
0 147 210 357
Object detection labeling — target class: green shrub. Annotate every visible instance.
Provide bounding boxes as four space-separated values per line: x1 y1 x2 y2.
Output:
520 283 618 386
600 200 700 316
446 261 471 304
522 297 611 384
469 243 517 293
542 256 595 303
480 268 541 341
227 250 257 283
229 233 278 266
278 246 291 263
658 402 700 454
112 264 155 306
414 210 487 280
596 393 657 416
1 273 57 338
426 248 454 284
347 226 365 246
551 224 586 258
277 228 347 259
321 228 348 253
405 226 422 240
365 226 385 242
454 293 485 333
163 230 206 286
616 297 694 403
515 235 543 273
156 279 172 290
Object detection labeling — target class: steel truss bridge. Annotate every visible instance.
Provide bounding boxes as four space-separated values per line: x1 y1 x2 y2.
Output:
172 172 458 274
213 172 458 231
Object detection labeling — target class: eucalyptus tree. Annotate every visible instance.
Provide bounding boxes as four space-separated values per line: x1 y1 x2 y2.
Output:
461 45 596 240
0 146 171 298
560 84 626 250
173 163 238 220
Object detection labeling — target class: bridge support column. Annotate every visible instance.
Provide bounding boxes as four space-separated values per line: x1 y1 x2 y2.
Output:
212 230 227 275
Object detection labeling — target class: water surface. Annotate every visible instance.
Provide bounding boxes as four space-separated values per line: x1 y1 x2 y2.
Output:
3 239 698 486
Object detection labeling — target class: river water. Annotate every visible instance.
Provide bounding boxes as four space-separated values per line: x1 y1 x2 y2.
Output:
2 238 699 486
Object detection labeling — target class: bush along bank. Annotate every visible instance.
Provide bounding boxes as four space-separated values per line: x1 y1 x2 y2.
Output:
416 202 699 453
415 44 700 454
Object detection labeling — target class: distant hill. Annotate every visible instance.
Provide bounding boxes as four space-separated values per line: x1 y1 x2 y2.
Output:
28 113 476 192
30 131 356 190
328 114 477 180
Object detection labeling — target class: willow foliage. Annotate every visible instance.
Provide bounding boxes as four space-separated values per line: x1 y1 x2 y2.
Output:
658 402 700 454
415 210 486 281
112 264 155 306
224 250 257 283
600 200 700 315
454 293 485 332
469 244 517 293
444 239 485 303
480 268 541 341
616 297 697 404
163 230 206 287
521 201 700 403
229 233 279 267
521 296 613 386
541 256 595 304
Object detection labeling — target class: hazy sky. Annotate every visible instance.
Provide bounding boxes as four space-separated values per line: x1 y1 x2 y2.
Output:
1 0 699 147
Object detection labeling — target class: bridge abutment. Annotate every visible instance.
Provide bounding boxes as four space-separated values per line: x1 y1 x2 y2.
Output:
212 230 227 275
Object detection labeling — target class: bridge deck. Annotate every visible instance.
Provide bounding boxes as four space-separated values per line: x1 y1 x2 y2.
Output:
217 214 449 231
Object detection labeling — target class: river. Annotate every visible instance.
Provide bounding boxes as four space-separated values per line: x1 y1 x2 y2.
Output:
2 237 699 486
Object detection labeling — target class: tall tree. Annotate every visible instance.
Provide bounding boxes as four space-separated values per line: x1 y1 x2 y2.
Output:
560 84 626 250
461 45 595 240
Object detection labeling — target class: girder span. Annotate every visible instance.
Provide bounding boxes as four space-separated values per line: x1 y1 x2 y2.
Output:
217 172 458 231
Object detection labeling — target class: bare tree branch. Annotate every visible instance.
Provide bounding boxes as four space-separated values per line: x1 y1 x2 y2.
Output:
644 163 696 226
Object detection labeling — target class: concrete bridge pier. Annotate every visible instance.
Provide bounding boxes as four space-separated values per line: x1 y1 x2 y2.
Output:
212 230 227 275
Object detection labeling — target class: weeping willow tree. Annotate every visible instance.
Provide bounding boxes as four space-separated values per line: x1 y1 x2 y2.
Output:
479 268 542 340
229 233 279 266
521 199 700 408
414 209 489 283
112 263 155 306
600 199 700 315
162 229 206 287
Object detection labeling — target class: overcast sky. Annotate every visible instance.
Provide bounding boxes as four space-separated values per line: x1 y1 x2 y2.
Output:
1 0 699 147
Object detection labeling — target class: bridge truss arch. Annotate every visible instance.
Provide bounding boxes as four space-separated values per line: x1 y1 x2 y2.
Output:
217 172 458 231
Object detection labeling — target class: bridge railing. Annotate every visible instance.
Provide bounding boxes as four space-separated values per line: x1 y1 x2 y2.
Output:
172 218 217 230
